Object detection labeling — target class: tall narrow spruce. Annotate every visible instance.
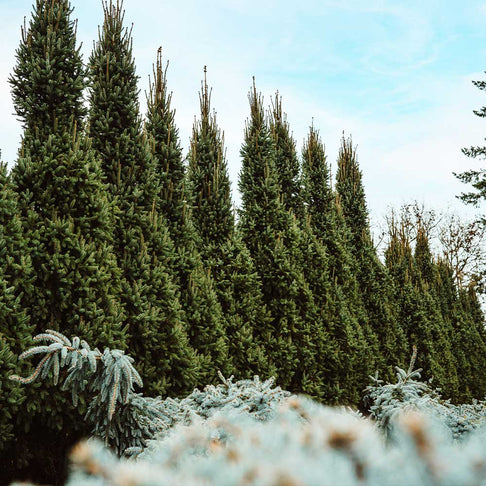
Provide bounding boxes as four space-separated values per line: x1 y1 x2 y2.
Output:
144 51 229 384
188 70 272 379
238 81 324 396
88 2 199 396
336 135 408 379
269 93 303 219
9 0 127 483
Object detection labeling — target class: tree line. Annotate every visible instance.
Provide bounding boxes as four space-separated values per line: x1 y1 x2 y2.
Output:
1 0 485 483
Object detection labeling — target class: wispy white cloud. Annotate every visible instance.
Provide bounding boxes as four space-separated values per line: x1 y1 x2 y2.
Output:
1 0 485 227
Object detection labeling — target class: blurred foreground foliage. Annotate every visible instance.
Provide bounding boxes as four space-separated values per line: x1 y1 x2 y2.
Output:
11 333 486 486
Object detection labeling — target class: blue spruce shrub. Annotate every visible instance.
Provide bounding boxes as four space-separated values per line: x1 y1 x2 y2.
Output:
11 331 486 485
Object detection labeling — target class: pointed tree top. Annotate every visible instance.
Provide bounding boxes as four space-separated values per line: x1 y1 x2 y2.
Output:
147 46 171 110
247 78 265 129
199 65 212 123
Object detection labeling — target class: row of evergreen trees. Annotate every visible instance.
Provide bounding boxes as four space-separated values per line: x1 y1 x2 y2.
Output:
1 0 485 483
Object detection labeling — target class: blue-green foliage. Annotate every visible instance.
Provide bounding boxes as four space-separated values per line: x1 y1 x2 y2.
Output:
11 330 291 459
65 397 486 486
12 331 486 485
11 330 162 455
364 347 486 440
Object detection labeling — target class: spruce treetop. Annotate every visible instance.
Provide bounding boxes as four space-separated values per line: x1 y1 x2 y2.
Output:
336 134 370 249
301 124 333 227
238 80 286 240
145 48 186 226
189 67 234 245
89 0 156 206
414 225 436 286
90 0 139 135
269 93 302 218
9 0 86 139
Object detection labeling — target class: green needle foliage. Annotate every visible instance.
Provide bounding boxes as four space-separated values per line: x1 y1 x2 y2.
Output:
413 227 459 398
8 1 127 482
456 73 486 216
296 220 360 403
0 161 38 484
144 52 228 385
302 126 355 291
385 221 459 400
145 48 186 231
435 260 486 402
9 0 87 141
269 93 303 219
336 135 408 379
2 3 486 482
189 69 234 243
301 127 374 401
188 71 271 379
88 1 198 397
238 81 323 395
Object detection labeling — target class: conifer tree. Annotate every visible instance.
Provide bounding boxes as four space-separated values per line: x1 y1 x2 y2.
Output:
456 72 486 214
8 1 127 481
144 48 186 231
187 70 271 379
9 0 86 142
301 126 365 325
0 161 37 484
297 219 369 403
413 227 459 399
385 222 459 400
88 2 199 396
335 135 370 251
300 126 372 402
238 81 325 396
269 93 303 219
456 282 486 399
188 69 234 242
435 260 486 401
144 52 229 384
336 135 408 377
301 125 353 284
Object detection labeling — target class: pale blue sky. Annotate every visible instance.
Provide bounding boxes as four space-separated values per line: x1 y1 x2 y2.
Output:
1 0 486 225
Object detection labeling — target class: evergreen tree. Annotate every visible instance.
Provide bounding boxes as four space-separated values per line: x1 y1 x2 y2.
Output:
145 48 186 231
335 135 370 251
385 222 459 400
88 2 199 396
456 72 486 215
188 69 234 242
9 0 86 142
301 125 353 284
8 1 127 481
144 52 228 384
435 259 486 401
413 227 459 399
238 81 324 397
456 283 486 399
0 161 37 484
269 93 303 218
297 218 368 403
336 135 408 377
188 70 271 379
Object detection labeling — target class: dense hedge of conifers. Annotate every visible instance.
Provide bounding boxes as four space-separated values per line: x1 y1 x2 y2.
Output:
1 0 485 483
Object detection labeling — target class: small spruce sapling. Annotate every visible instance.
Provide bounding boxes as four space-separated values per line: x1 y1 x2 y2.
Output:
364 346 486 440
363 346 432 435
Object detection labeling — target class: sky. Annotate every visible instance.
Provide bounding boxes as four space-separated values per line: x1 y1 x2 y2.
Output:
1 0 486 228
